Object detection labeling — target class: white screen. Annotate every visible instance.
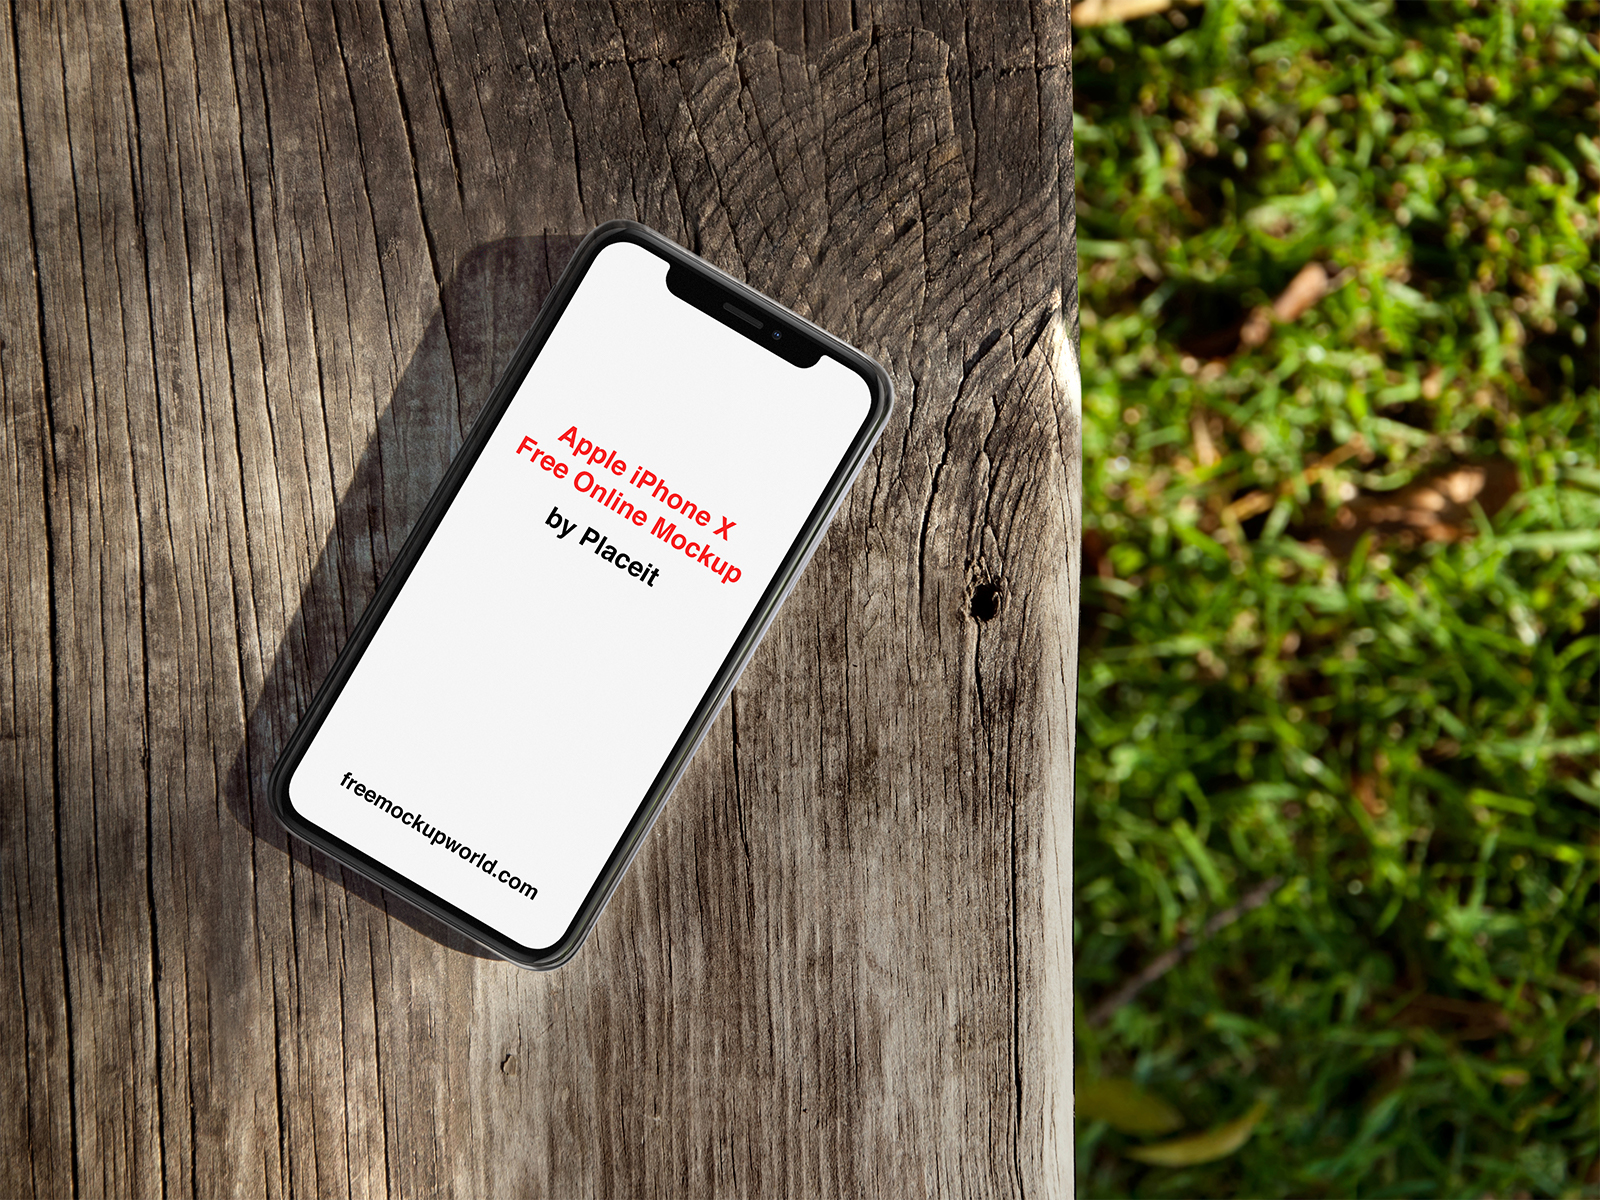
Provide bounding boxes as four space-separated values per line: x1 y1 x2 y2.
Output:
288 240 871 950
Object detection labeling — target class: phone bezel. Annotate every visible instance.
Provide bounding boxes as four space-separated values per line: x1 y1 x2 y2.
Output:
268 220 894 969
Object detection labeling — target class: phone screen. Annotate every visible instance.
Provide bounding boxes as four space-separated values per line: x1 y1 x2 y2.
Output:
282 237 874 954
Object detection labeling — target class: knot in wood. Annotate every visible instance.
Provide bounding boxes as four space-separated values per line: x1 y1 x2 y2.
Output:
968 579 1004 623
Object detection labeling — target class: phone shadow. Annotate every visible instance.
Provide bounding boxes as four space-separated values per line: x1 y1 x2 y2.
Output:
225 233 585 960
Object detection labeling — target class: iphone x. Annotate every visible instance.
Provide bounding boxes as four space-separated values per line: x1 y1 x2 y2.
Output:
270 221 892 968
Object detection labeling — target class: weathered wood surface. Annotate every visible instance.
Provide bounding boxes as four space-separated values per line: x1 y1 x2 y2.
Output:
0 1 1080 1195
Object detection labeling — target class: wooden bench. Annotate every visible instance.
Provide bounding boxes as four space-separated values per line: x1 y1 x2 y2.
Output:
0 3 1080 1193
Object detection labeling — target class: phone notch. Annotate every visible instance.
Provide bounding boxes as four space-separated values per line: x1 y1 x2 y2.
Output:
667 263 822 368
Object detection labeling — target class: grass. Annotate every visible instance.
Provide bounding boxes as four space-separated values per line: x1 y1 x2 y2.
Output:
1069 1 1599 1196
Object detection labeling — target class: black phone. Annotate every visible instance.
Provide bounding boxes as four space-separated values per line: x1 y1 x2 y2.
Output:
270 221 893 968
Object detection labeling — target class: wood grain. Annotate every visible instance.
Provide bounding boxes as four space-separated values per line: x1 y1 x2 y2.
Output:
0 2 1080 1195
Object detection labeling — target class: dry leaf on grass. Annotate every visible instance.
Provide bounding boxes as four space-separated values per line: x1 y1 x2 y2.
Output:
1224 437 1368 523
1083 528 1114 581
1077 1073 1187 1136
1074 0 1181 26
1192 409 1221 468
1391 994 1512 1042
1353 773 1388 817
1240 263 1328 348
1272 262 1330 322
1124 1100 1270 1166
1319 459 1520 556
1195 261 1332 356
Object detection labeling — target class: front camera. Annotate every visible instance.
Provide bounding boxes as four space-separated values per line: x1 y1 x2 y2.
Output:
772 329 784 341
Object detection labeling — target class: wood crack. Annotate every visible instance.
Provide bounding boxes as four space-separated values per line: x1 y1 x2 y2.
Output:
8 0 80 1191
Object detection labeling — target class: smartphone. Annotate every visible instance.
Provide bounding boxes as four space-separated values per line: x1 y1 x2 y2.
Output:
269 221 892 969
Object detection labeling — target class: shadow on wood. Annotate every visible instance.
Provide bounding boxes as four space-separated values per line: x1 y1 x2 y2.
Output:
223 234 585 960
